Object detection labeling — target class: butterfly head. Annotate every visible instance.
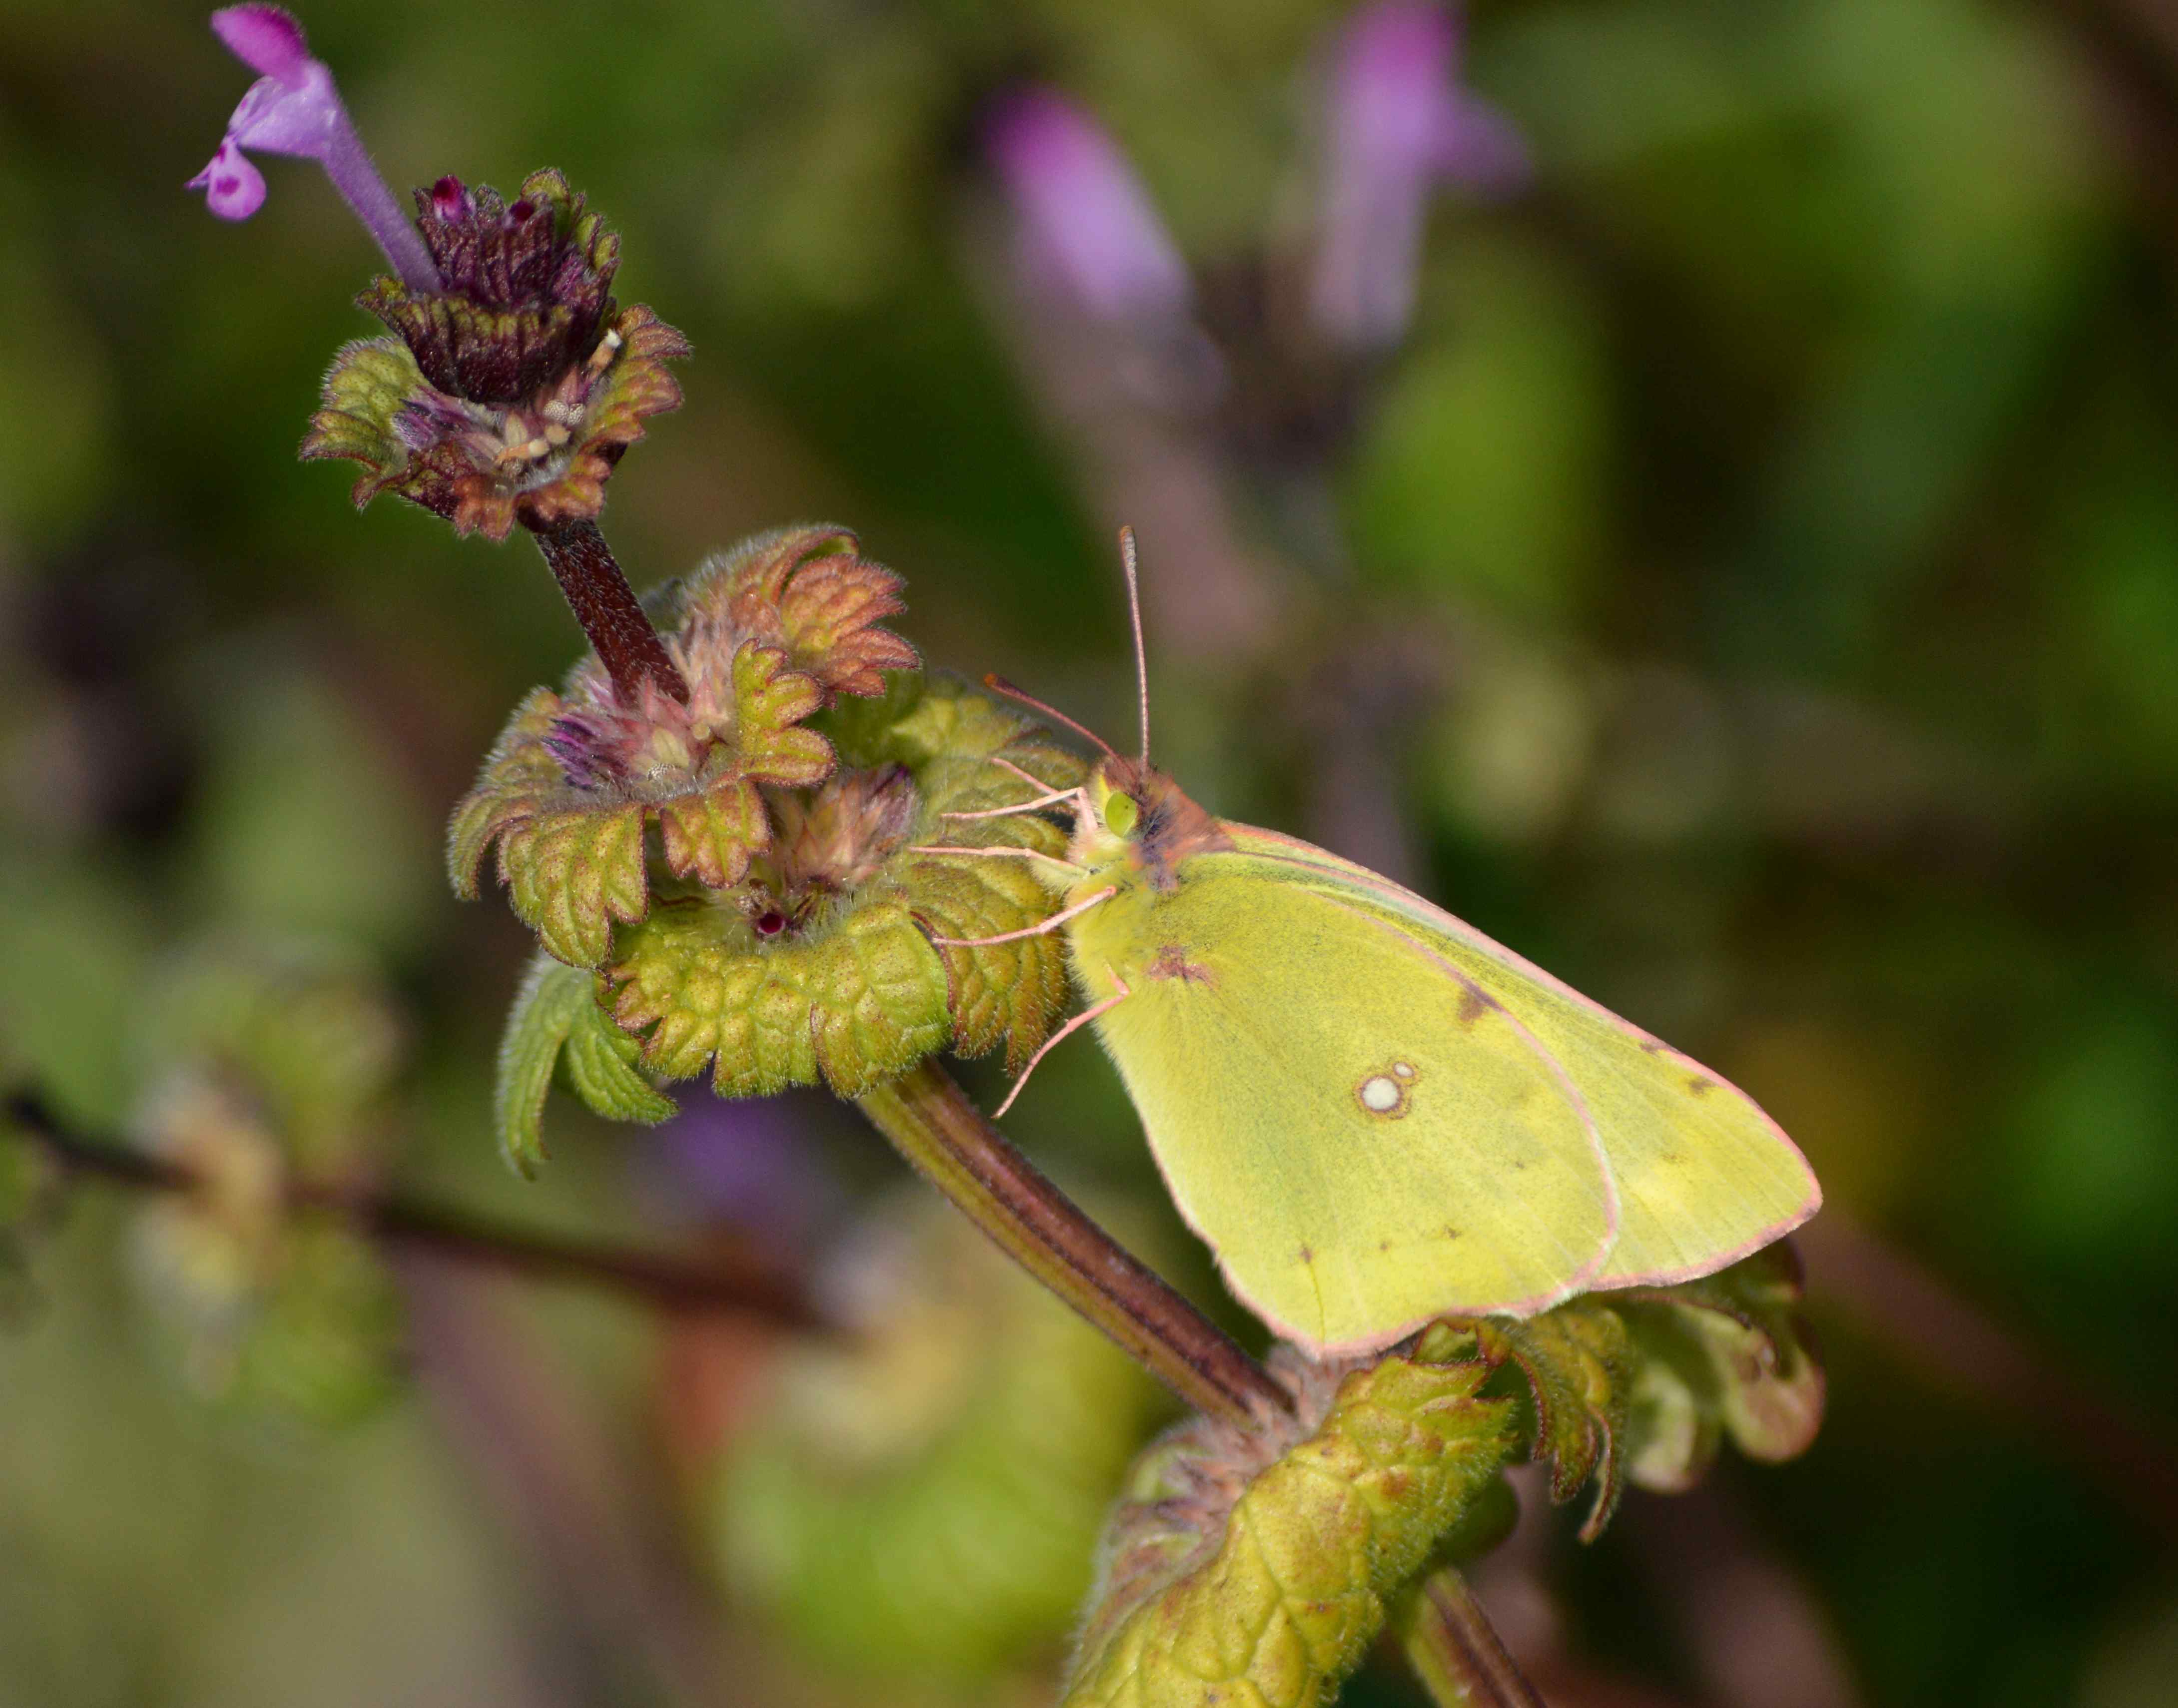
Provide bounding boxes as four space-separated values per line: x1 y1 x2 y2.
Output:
1072 757 1229 891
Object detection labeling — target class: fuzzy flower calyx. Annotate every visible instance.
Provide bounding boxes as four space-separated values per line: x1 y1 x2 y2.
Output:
475 534 1096 1154
304 170 688 539
596 665 1085 1103
451 527 912 967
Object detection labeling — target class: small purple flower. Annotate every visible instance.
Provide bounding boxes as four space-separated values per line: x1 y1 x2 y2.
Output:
635 1092 838 1259
1311 1 1530 349
984 89 1193 326
188 5 441 291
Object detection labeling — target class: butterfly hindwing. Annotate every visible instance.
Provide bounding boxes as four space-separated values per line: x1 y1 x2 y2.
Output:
1068 873 1618 1355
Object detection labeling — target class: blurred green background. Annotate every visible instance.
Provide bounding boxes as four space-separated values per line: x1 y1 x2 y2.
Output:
2 0 2176 1703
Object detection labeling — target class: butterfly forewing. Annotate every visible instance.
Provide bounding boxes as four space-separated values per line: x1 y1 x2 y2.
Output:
1214 827 1822 1288
1070 873 1618 1355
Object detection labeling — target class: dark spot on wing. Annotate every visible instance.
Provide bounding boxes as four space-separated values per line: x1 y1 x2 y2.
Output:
1687 1075 1716 1097
1377 1239 1391 1253
1146 942 1215 985
1638 1038 1667 1056
1297 1245 1314 1265
1442 1225 1462 1241
1455 984 1492 1026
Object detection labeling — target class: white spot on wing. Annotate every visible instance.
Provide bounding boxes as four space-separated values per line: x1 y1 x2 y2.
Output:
1359 1075 1401 1113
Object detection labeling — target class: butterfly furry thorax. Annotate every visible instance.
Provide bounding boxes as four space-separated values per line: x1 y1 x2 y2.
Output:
1062 759 1229 894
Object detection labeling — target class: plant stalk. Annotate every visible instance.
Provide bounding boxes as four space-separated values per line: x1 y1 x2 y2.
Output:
529 517 690 706
855 1060 1290 1426
1397 1567 1547 1708
4 1090 814 1327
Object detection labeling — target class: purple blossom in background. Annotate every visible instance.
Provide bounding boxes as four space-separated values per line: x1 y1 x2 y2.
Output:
187 4 441 290
1310 1 1529 350
634 1092 838 1260
984 88 1193 326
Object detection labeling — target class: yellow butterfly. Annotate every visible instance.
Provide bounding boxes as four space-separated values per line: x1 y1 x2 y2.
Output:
922 532 1819 1358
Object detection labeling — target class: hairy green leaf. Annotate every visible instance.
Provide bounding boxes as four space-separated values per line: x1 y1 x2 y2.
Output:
497 954 675 1176
1474 1300 1634 1541
1064 1346 1520 1708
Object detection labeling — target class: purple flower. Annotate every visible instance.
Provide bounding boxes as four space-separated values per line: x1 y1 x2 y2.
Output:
984 89 1192 326
1311 1 1529 349
188 5 441 291
634 1093 837 1258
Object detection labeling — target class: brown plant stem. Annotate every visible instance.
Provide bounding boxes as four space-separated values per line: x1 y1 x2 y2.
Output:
529 517 690 706
3 1090 816 1328
855 1060 1290 1426
1398 1567 1548 1708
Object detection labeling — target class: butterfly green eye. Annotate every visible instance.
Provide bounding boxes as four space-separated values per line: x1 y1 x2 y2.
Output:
1102 790 1140 838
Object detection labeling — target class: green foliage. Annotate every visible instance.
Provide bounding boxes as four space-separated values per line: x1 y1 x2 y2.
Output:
1473 1301 1634 1541
1064 1343 1518 1708
0 1117 53 1323
450 526 914 969
1469 1245 1822 1532
1613 1243 1826 1480
1062 1246 1823 1708
604 678 1083 1101
719 1195 1168 1680
126 949 410 1427
494 953 676 1178
142 946 404 1172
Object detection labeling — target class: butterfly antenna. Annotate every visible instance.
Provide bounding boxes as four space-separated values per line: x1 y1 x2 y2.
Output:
984 675 1116 757
1119 525 1150 766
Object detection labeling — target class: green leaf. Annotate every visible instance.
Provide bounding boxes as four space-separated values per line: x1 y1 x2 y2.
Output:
561 990 679 1128
497 954 675 1177
656 773 769 890
299 336 427 487
1617 1243 1825 1479
1474 1300 1633 1541
729 641 833 782
1063 1348 1520 1708
721 1195 1168 1678
143 946 403 1173
447 689 569 901
500 802 648 969
700 524 921 699
902 723 1084 1069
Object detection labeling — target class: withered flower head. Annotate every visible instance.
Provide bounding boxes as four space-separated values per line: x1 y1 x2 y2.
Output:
476 534 1097 1151
450 526 919 969
303 169 689 540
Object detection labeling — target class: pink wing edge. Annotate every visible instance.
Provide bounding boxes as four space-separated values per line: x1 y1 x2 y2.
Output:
1218 824 1824 1293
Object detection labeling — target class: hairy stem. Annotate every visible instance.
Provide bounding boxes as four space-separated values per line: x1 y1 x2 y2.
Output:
1397 1568 1546 1708
856 1060 1290 1426
529 518 690 707
4 1091 815 1327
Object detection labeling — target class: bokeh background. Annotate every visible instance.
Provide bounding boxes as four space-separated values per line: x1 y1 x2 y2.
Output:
3 0 2177 1703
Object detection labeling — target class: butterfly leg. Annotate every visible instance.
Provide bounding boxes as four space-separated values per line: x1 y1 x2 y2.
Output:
909 843 1089 877
928 885 1116 947
940 786 1082 821
995 967 1131 1118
